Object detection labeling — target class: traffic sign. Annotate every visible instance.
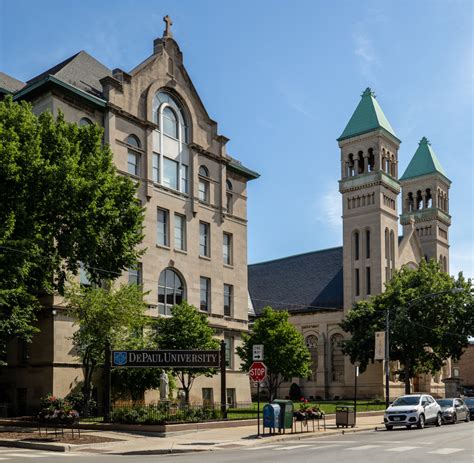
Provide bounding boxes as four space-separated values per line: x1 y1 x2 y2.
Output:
253 344 264 361
249 361 267 383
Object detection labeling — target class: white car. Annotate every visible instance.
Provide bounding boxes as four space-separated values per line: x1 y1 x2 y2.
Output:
384 394 442 430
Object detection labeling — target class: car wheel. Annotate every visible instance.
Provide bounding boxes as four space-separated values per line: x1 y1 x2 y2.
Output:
417 414 425 429
385 425 393 431
435 413 442 427
452 413 457 424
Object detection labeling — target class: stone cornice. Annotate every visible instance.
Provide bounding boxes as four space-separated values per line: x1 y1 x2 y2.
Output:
339 171 400 194
400 208 451 226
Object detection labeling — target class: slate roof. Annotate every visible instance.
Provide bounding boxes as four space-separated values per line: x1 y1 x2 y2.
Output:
338 88 398 142
26 50 112 98
400 137 449 182
0 72 26 93
248 247 343 315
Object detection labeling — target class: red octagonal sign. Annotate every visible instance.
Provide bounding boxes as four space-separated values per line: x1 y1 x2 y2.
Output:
249 361 267 383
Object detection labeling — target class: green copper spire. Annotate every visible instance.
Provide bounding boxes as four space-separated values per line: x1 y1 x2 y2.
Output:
338 88 399 142
400 137 449 181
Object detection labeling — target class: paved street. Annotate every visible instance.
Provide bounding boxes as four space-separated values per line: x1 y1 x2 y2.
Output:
1 422 473 463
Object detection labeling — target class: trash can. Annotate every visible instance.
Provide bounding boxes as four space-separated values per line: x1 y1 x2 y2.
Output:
335 405 355 428
263 403 281 434
272 399 294 433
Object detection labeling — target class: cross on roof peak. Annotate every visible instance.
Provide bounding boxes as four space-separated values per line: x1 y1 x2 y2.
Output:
163 15 173 38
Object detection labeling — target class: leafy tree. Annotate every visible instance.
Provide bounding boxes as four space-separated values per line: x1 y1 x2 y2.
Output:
65 283 147 415
0 97 144 360
236 307 312 401
341 260 474 394
112 333 164 404
154 302 220 404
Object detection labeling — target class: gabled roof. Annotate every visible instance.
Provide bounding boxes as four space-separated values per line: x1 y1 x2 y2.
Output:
338 88 399 142
400 137 449 181
0 72 26 93
27 50 112 98
248 247 343 315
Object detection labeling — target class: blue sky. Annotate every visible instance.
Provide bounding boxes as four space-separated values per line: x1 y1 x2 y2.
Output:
1 0 472 277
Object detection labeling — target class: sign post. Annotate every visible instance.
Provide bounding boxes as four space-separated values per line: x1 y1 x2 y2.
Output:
249 361 267 437
220 340 227 419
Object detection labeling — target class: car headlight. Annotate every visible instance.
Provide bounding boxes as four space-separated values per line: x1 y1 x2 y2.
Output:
407 409 417 413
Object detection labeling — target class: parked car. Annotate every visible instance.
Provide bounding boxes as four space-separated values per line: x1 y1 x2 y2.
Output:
436 398 470 424
384 394 442 430
463 397 474 419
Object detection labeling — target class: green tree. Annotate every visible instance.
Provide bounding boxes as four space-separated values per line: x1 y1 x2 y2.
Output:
65 283 147 415
112 333 163 404
0 97 144 360
341 260 474 394
236 307 312 401
154 302 220 404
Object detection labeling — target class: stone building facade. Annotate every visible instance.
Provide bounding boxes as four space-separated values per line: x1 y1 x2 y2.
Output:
249 88 452 400
0 21 258 413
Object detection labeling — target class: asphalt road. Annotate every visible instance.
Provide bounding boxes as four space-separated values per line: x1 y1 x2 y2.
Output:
1 421 473 462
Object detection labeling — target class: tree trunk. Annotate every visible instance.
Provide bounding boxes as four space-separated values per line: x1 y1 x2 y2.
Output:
404 362 411 394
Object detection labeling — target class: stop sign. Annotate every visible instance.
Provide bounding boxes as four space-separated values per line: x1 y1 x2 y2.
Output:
249 361 267 382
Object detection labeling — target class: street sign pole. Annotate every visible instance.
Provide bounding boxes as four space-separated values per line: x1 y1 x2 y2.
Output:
257 381 260 437
220 340 227 419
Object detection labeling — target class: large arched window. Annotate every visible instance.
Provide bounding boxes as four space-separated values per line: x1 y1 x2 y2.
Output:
79 117 92 126
158 268 186 316
305 335 318 382
152 90 189 193
330 334 344 382
353 230 360 261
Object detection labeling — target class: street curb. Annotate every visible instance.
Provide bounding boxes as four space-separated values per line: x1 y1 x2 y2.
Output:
0 439 72 452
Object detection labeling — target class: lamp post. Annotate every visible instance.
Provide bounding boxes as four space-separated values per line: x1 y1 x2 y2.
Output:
384 287 462 408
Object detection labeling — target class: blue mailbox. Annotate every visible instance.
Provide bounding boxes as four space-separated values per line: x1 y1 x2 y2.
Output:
263 403 281 433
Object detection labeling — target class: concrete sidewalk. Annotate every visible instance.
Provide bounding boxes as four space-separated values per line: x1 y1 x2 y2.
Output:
75 413 384 455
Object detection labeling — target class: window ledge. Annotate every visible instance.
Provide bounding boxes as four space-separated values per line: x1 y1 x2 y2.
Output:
223 263 234 269
156 244 171 251
174 248 187 255
199 255 211 261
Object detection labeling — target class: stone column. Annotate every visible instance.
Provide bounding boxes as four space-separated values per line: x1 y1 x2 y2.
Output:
353 154 360 176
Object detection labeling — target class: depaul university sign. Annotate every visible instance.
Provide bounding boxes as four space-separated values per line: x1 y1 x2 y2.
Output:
111 349 220 368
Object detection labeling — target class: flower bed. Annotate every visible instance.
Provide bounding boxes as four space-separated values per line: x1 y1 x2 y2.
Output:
37 394 80 426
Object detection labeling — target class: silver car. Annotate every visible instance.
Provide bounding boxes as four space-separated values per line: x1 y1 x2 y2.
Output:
384 394 442 430
436 398 471 424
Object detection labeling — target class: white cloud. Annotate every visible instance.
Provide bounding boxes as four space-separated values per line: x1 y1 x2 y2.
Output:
312 184 342 232
353 26 378 82
275 80 314 120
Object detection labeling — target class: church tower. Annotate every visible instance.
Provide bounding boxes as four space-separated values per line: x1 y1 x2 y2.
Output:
399 137 451 272
338 88 401 314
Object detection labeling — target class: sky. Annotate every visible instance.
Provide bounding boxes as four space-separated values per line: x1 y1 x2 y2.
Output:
1 0 473 278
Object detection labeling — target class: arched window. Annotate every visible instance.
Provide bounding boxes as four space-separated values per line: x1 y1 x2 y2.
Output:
126 135 141 176
158 268 186 316
367 148 375 172
330 334 344 382
443 256 447 272
198 166 210 203
79 117 92 126
390 230 395 272
305 335 318 382
153 90 189 193
153 90 189 142
226 179 232 191
162 107 178 139
226 180 233 214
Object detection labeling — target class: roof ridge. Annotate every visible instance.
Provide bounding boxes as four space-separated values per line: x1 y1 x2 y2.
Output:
249 245 342 267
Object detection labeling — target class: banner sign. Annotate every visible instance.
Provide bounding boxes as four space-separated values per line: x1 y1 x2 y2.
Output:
374 331 386 360
111 350 220 368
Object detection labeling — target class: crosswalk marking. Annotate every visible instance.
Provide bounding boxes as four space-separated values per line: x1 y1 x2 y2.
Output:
0 454 48 458
386 446 420 452
246 445 281 450
429 448 463 455
346 444 381 450
278 444 312 450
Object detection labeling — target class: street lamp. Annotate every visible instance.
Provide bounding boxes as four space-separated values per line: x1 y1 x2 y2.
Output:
384 287 463 408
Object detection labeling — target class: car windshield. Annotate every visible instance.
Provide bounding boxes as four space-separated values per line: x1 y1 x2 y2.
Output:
437 399 453 407
464 398 474 406
392 396 420 406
